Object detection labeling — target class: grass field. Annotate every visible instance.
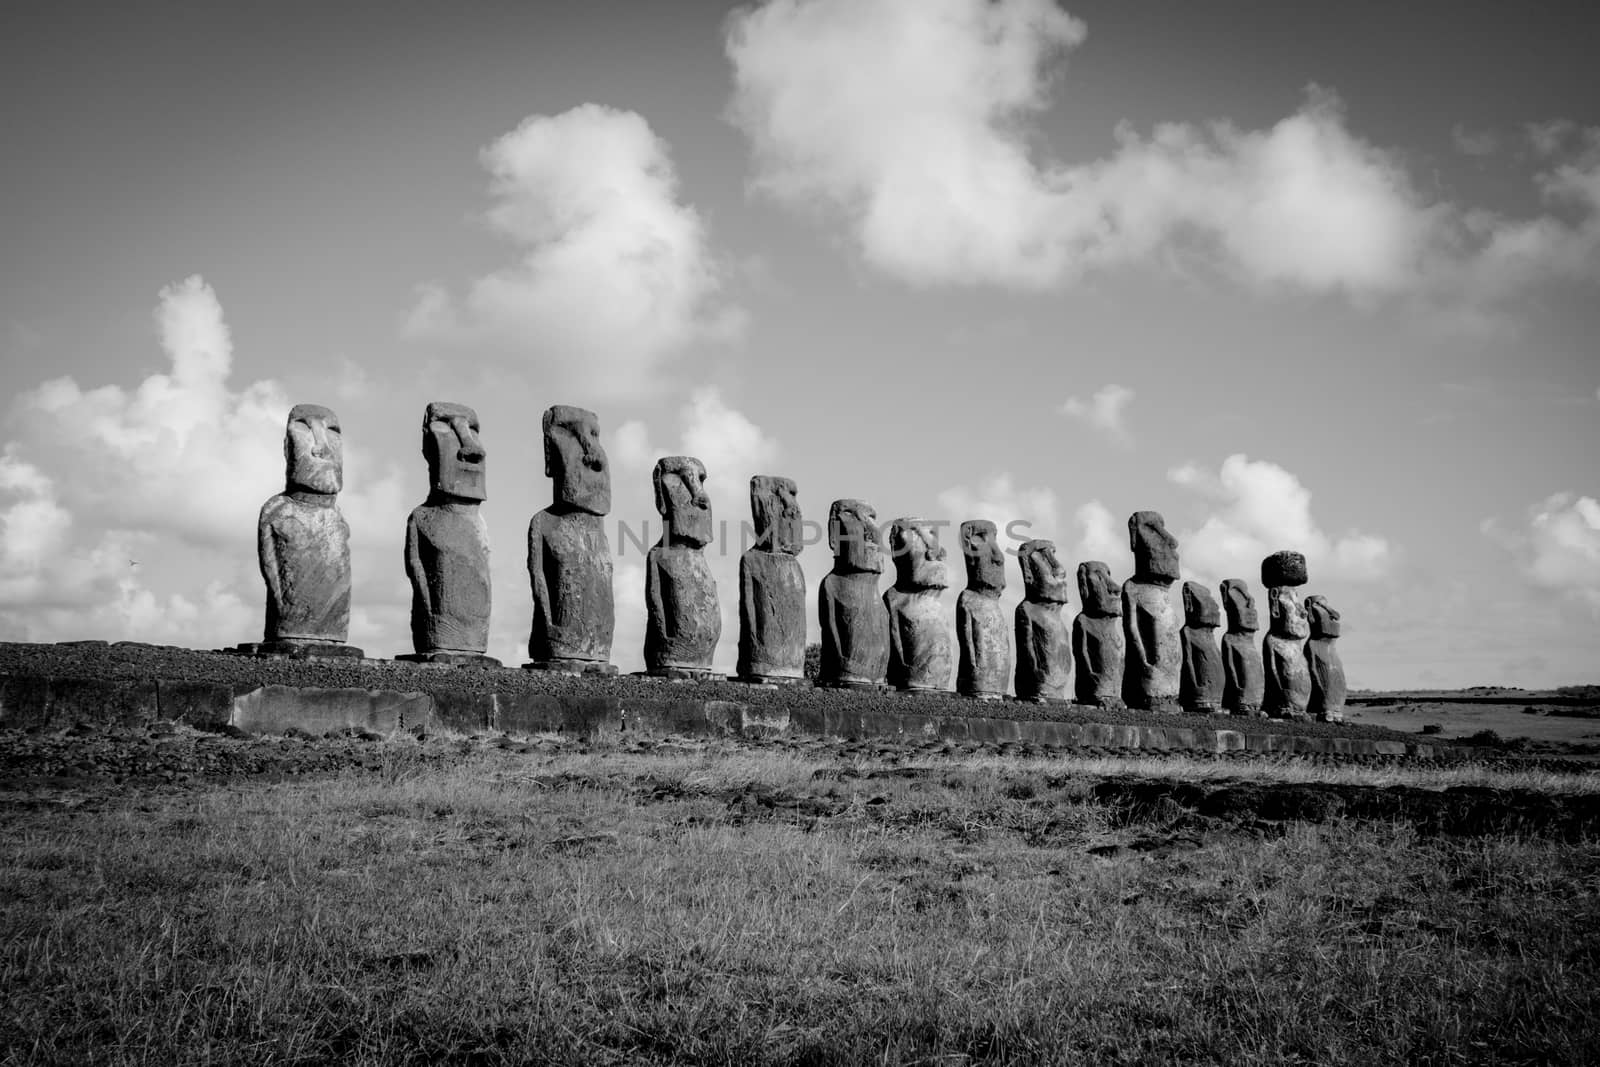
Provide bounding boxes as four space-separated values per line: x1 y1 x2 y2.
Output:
4 742 1599 1065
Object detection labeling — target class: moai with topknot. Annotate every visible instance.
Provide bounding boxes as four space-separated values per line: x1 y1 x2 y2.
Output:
526 405 615 674
1122 511 1181 711
402 402 497 665
1220 578 1265 716
818 499 889 689
956 520 1010 700
1305 594 1347 723
1261 550 1312 719
1179 581 1224 714
1014 540 1072 703
1072 561 1125 708
737 475 807 684
884 518 953 693
247 403 361 658
645 456 720 678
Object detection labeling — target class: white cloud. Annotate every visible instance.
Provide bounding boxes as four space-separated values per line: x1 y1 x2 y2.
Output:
1484 493 1600 609
936 472 1059 550
1167 454 1394 584
406 104 743 395
726 0 1600 308
1059 383 1134 442
1452 124 1499 157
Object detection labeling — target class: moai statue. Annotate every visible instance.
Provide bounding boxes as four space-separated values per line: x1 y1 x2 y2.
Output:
818 499 889 689
1122 511 1181 711
1014 540 1071 703
1261 550 1312 719
1072 561 1124 708
644 456 720 678
956 520 1010 700
737 475 807 684
403 402 497 665
1305 594 1347 723
884 518 953 693
246 403 361 658
1220 578 1265 716
526 405 615 674
1179 581 1224 714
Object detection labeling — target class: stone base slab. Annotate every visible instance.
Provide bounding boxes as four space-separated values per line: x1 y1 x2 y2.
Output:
233 642 366 660
522 659 619 677
395 652 503 668
638 667 721 682
732 673 812 688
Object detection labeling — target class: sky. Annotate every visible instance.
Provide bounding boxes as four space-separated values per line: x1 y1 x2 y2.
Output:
2 0 1597 690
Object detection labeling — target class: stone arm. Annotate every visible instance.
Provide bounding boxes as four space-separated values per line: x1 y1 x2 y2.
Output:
257 501 282 615
884 592 905 674
527 515 549 645
740 554 758 649
645 549 667 642
405 512 429 618
818 577 843 677
1123 587 1154 667
1015 607 1034 681
958 597 978 667
1262 635 1288 694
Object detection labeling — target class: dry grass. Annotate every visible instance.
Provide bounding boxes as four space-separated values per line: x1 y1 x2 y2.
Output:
3 745 1598 1065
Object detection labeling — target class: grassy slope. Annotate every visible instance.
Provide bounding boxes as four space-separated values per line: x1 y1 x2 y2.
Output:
4 747 1599 1066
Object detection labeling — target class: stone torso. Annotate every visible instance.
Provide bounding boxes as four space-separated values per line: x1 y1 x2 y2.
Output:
738 549 806 679
1072 613 1125 707
957 590 1010 698
645 544 720 670
1179 626 1224 713
407 503 490 654
528 509 614 663
1263 632 1311 718
884 586 952 691
1306 637 1347 722
819 571 889 685
1123 581 1181 710
1222 631 1265 714
1015 600 1070 701
259 493 351 643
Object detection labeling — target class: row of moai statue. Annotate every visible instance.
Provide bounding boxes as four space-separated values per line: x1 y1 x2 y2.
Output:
247 402 1345 720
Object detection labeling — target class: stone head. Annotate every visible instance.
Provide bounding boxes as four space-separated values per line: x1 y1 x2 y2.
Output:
960 520 1005 595
1268 586 1310 639
1182 581 1221 628
1221 578 1258 633
654 455 712 549
1306 595 1342 638
828 498 882 574
750 475 801 555
890 518 948 591
1129 510 1179 584
422 401 486 502
284 403 342 495
543 405 609 515
1077 561 1122 617
1018 540 1070 605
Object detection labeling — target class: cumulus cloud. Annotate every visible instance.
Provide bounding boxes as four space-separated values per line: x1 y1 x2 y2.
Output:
1484 493 1600 609
936 472 1059 550
407 104 742 395
1059 383 1134 442
726 0 1600 306
1452 124 1499 157
1167 454 1394 584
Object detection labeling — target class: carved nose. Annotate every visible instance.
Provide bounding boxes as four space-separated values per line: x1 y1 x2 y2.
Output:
455 423 485 463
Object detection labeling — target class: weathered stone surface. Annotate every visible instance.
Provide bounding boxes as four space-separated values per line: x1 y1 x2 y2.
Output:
1072 561 1124 707
257 404 353 649
1130 510 1180 583
739 475 807 682
818 499 889 688
406 402 491 656
1220 578 1264 715
1262 550 1309 589
1263 585 1311 719
1306 594 1347 723
884 518 952 692
1014 540 1071 702
956 520 1009 700
230 684 424 737
1124 580 1181 711
645 457 720 676
1179 582 1224 714
528 405 614 670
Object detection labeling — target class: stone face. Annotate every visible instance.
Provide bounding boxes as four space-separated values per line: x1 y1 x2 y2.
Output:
645 457 720 674
818 499 889 687
1072 561 1124 707
956 520 1009 699
1305 595 1347 722
1123 580 1181 711
527 405 614 668
1130 511 1180 584
1014 540 1070 702
738 476 806 681
1263 585 1312 719
406 403 491 657
1179 582 1224 713
1262 550 1309 589
258 404 353 647
1220 578 1265 715
884 518 952 692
